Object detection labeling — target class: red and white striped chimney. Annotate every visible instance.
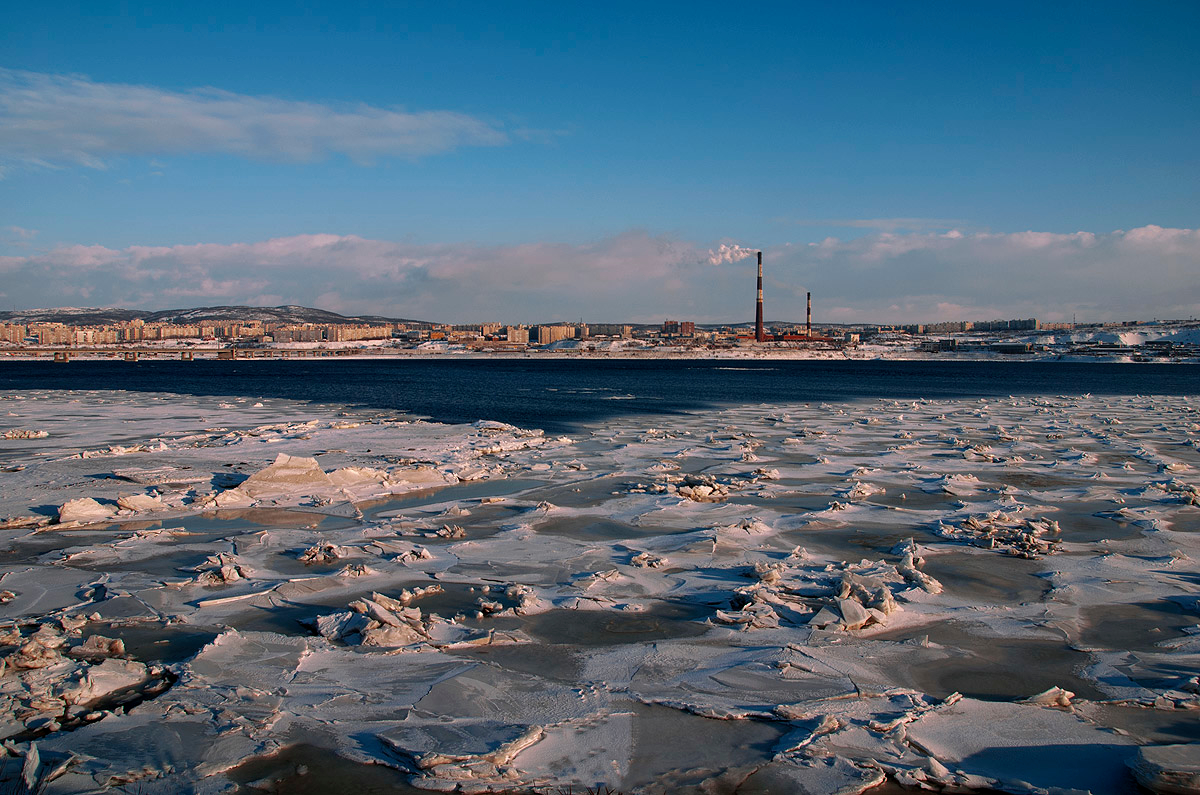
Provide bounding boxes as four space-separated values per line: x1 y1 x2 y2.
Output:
755 251 765 342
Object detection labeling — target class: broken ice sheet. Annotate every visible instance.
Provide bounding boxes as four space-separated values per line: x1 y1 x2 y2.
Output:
0 390 1197 792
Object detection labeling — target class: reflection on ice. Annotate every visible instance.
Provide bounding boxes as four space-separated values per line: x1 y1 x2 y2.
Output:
1078 601 1198 652
532 515 672 542
524 603 711 647
82 621 219 665
873 621 1108 701
919 549 1049 604
1 388 1198 792
620 702 787 792
228 743 428 794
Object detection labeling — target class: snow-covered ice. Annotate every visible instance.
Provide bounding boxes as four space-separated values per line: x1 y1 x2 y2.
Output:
0 388 1198 793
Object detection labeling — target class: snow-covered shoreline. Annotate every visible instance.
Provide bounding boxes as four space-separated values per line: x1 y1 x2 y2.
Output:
1 389 1198 793
2 345 1198 363
3 320 1199 363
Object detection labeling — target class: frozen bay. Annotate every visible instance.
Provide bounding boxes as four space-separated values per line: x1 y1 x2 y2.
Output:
0 369 1198 793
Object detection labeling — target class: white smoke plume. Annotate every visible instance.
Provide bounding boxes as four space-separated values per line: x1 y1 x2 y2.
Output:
707 243 758 265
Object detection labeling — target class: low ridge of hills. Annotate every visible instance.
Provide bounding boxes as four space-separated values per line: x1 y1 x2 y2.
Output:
0 305 429 327
2 307 804 329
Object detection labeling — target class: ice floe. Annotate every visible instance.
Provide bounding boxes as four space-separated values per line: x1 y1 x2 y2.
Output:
0 388 1198 793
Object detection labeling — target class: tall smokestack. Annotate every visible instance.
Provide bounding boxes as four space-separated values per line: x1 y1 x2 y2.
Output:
806 292 811 338
755 251 765 342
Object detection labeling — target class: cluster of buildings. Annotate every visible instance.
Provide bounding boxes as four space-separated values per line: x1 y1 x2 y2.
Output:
8 313 1194 360
435 324 633 346
0 319 406 347
434 321 837 348
856 318 1041 335
0 314 1048 351
0 314 850 350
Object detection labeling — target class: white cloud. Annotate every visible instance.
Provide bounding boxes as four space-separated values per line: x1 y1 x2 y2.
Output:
0 232 723 322
1 226 1197 324
792 218 971 233
0 68 509 169
783 226 1200 323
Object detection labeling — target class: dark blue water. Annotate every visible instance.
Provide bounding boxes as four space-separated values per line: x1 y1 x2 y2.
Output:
1 360 1195 433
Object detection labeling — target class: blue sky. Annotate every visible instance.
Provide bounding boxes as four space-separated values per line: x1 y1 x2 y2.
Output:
2 1 1198 323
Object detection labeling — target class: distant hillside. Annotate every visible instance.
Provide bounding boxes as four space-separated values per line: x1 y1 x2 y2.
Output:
0 307 152 326
0 305 430 327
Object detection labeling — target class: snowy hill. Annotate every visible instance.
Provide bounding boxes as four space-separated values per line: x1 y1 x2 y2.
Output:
0 305 428 326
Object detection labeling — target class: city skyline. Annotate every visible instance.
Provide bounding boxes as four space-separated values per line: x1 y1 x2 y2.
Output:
0 304 1146 343
3 2 1199 323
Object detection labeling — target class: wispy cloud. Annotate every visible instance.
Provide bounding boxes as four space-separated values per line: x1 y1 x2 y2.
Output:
0 68 510 170
1 225 38 248
0 226 1196 324
791 218 972 233
4 225 37 240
